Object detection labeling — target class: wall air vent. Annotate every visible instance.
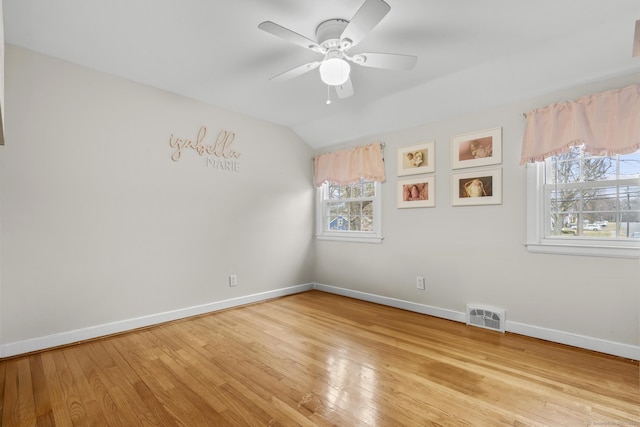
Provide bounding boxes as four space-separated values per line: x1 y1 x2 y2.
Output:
466 304 506 333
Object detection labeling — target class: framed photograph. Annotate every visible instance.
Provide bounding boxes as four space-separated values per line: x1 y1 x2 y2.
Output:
397 141 435 176
451 168 502 206
398 176 435 208
451 127 502 169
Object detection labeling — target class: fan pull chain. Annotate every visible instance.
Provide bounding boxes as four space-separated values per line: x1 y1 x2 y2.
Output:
326 85 332 105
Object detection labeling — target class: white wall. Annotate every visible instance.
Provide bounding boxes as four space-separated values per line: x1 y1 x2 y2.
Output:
314 73 640 353
0 45 315 352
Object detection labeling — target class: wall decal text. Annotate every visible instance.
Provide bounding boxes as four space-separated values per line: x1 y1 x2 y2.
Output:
169 126 241 172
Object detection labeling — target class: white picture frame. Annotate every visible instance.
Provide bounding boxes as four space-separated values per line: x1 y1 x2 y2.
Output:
451 127 502 169
398 176 435 208
452 168 502 206
397 141 435 176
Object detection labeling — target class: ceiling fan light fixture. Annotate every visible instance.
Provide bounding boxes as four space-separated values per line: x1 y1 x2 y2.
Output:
319 57 351 86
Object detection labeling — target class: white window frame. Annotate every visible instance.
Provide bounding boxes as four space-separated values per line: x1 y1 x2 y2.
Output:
526 160 640 258
315 180 383 244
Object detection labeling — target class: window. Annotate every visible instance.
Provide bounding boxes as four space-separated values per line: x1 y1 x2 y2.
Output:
316 179 382 243
526 147 640 258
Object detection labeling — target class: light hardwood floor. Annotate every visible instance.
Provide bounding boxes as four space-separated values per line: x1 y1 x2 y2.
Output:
1 290 638 426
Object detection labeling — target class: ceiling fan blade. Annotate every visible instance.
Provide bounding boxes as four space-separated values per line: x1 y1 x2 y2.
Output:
353 52 417 70
335 78 354 99
258 21 321 52
633 19 640 57
340 0 391 48
269 61 321 82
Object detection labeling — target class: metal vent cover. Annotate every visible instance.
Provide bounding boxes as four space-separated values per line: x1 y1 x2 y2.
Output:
466 304 506 333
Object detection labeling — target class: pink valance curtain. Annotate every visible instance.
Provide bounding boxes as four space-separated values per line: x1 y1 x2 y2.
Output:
520 84 640 164
314 143 385 187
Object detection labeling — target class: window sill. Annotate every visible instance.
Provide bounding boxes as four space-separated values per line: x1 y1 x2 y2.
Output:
316 234 383 244
525 241 640 258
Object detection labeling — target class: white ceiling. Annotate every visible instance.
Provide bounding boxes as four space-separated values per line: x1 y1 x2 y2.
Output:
4 0 640 149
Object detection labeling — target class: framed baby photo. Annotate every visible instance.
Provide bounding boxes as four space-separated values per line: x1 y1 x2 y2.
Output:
451 168 502 206
451 127 502 169
398 176 435 208
397 141 435 176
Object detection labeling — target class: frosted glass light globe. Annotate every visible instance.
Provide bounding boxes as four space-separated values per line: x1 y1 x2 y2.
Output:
319 58 350 86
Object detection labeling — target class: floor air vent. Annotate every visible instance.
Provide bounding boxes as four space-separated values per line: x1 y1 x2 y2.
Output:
466 304 506 333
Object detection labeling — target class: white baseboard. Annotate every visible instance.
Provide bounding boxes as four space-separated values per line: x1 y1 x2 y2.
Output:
0 283 314 358
313 283 466 323
3 282 638 361
506 321 640 361
313 283 640 361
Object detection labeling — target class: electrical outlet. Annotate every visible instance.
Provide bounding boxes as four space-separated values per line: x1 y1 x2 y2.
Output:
416 276 425 290
229 274 237 287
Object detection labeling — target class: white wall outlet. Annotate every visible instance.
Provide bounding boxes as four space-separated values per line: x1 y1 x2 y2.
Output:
416 276 425 290
229 274 237 287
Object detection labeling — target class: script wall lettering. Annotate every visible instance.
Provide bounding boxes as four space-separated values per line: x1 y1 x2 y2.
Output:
169 126 241 172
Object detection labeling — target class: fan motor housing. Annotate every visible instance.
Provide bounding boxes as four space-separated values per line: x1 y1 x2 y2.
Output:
316 18 349 48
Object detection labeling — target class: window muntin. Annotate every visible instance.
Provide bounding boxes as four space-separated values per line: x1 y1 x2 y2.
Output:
527 146 640 258
317 179 382 243
545 147 640 240
326 181 375 232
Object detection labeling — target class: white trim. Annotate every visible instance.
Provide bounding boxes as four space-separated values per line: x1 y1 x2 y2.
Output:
315 180 383 243
313 283 466 323
0 284 313 358
524 242 640 258
507 321 640 361
526 162 544 243
316 235 383 244
313 283 640 360
526 162 640 258
3 282 637 361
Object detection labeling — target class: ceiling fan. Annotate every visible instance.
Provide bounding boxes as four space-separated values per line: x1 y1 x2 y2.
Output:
258 0 417 100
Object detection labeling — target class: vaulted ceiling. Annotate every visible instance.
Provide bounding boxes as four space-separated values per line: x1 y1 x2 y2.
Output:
4 0 640 149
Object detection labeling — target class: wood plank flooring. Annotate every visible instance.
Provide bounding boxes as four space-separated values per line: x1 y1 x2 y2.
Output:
1 290 638 426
